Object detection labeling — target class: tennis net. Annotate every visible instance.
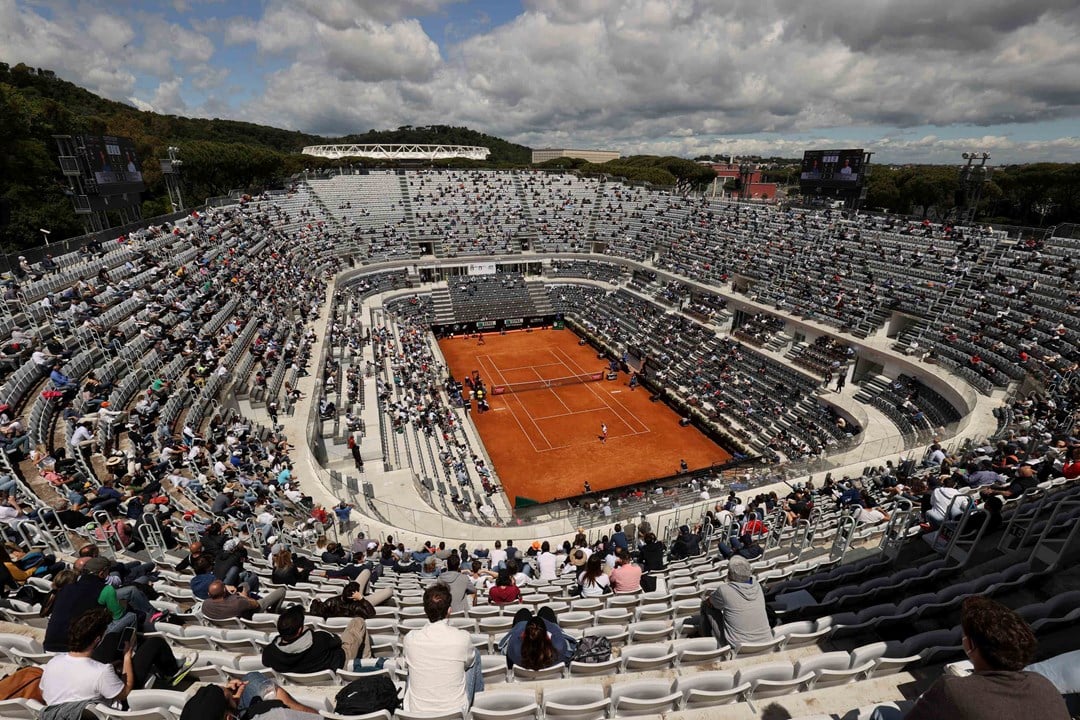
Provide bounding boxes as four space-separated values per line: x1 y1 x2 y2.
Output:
491 372 603 395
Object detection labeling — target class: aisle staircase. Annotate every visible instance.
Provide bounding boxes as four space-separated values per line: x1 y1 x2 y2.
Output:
432 287 455 324
526 281 555 315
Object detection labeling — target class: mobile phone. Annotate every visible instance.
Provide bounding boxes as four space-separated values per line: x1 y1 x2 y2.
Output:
117 625 136 651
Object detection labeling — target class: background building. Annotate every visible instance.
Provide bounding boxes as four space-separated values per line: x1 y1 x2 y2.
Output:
532 148 621 164
707 161 778 200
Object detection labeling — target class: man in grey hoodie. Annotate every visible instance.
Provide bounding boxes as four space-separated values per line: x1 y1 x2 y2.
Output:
698 555 773 646
437 553 476 613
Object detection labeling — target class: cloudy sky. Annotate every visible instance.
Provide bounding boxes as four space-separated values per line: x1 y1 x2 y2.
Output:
2 0 1079 163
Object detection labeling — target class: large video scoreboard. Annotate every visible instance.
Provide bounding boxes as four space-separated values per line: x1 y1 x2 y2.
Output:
81 135 146 196
799 149 865 190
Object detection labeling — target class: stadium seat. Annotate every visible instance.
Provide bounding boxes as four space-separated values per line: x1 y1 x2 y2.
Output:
620 642 677 671
0 699 45 719
672 636 732 665
795 651 873 689
609 679 680 717
511 663 566 681
542 686 610 720
675 671 750 709
469 691 540 720
735 661 813 700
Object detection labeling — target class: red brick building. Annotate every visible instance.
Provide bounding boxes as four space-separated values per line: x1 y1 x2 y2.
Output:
707 162 778 200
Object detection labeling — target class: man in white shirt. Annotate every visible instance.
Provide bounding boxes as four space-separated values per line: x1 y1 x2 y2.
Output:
402 585 483 713
927 477 967 528
31 349 55 371
41 607 133 706
536 541 558 581
489 540 507 570
70 421 95 450
924 443 946 467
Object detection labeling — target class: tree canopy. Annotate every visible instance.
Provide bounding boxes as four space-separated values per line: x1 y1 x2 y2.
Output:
2 61 1078 250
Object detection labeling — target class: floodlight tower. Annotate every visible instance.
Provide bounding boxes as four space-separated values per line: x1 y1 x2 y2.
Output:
160 146 185 212
958 152 991 222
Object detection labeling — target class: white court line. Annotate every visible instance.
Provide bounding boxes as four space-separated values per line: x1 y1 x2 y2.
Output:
532 407 608 420
550 347 652 434
475 355 544 453
499 362 566 371
478 354 555 451
531 366 573 414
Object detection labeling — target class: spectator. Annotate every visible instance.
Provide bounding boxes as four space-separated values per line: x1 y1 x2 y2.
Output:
609 548 642 594
855 493 891 525
535 540 558 581
41 607 198 712
202 580 286 621
489 540 507 570
487 569 522 605
503 607 573 670
189 554 216 599
179 676 320 719
698 555 772 646
669 524 701 560
262 604 370 674
610 523 628 552
576 554 610 598
638 532 666 572
41 607 135 711
871 596 1069 720
926 477 969 528
401 584 483 713
308 581 381 620
271 549 313 586
436 553 475 613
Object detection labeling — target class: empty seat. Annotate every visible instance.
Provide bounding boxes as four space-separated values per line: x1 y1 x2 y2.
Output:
675 671 750 708
620 643 676 671
468 691 539 720
794 651 872 689
735 661 813 700
609 679 680 717
542 686 610 720
671 637 731 665
626 621 673 643
511 663 565 681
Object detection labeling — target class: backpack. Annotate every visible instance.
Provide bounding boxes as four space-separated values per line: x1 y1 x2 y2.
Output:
570 635 611 664
335 675 401 716
180 684 228 720
0 666 44 703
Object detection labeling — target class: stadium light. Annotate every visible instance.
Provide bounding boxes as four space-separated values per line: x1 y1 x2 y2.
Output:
39 228 51 246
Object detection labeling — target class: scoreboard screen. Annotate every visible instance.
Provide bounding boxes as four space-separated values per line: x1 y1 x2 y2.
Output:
799 149 865 189
82 135 146 195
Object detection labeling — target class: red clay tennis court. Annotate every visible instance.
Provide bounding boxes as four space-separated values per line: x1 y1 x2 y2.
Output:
438 328 731 506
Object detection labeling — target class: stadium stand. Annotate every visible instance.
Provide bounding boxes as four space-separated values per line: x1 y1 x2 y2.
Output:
0 171 1075 719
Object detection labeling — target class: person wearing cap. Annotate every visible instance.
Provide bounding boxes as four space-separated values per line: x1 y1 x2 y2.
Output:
43 556 116 652
697 555 772 647
215 537 259 591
